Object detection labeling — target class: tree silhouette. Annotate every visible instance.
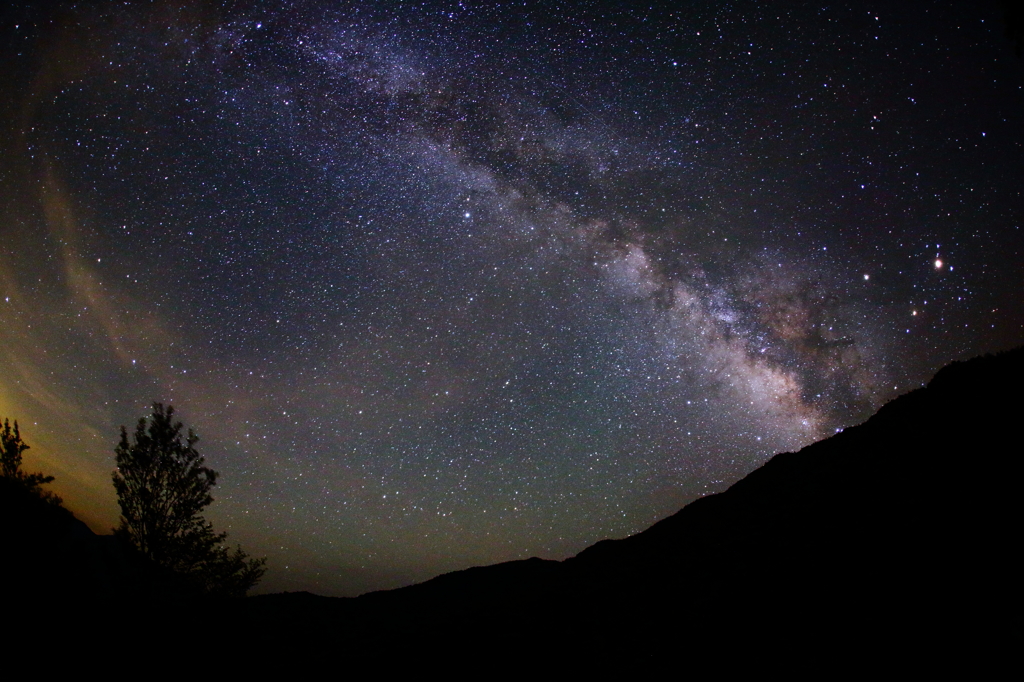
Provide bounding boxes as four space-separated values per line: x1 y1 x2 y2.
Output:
1 418 61 504
113 404 265 597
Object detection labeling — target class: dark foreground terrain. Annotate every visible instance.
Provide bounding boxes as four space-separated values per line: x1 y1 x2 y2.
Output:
6 349 1022 667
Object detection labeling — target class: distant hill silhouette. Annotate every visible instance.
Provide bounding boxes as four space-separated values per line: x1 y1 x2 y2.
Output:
5 349 1021 667
237 348 1023 667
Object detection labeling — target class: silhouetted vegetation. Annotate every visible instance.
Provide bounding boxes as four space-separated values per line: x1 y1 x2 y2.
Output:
1 418 61 504
113 403 266 598
1 418 102 633
2 409 265 640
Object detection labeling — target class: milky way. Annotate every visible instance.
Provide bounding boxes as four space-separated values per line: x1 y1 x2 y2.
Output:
2 1 1022 595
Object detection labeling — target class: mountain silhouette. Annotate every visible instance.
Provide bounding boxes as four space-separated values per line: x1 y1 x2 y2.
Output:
236 348 1023 667
5 348 1020 667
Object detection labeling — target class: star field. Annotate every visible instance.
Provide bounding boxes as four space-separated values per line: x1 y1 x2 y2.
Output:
1 1 1022 595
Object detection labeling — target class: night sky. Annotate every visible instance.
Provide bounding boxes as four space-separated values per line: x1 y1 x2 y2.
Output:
2 1 1022 596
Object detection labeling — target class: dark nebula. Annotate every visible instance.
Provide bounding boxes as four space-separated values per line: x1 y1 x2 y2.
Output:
2 1 1022 595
